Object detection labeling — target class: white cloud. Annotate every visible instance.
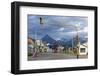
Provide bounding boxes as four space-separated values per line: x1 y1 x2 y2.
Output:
68 31 77 35
84 36 88 38
56 26 88 38
81 26 88 33
58 28 64 31
67 26 88 35
56 38 61 40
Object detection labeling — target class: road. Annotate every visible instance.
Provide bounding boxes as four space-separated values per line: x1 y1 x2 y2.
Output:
28 52 88 61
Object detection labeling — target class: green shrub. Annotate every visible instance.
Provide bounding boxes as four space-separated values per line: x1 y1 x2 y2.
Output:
28 52 32 56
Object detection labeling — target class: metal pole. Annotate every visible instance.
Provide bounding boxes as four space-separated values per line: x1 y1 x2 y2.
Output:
72 37 73 51
75 25 80 59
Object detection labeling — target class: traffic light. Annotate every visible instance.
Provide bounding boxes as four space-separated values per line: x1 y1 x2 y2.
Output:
40 17 44 25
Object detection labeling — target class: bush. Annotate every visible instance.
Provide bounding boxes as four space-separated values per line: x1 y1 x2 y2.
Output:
28 52 32 56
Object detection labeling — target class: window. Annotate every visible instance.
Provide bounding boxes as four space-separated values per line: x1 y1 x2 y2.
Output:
80 48 85 53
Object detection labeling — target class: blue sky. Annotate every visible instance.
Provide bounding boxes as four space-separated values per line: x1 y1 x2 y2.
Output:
28 15 88 40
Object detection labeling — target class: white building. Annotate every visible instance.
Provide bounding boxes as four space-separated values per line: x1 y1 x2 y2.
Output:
58 46 64 52
36 40 50 53
36 40 43 46
78 42 88 55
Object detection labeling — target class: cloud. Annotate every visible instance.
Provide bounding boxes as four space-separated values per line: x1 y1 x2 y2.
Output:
84 36 88 38
56 38 61 40
28 15 88 40
67 26 88 35
58 28 65 31
81 26 88 33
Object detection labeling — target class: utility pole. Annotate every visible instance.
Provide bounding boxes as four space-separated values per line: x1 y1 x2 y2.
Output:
75 23 80 59
72 37 74 51
76 34 79 59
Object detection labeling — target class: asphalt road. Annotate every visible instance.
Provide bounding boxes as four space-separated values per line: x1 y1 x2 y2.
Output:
28 52 88 61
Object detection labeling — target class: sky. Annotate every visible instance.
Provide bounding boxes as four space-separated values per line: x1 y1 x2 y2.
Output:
28 15 88 41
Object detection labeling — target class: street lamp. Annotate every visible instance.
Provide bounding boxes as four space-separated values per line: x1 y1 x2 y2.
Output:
75 23 80 59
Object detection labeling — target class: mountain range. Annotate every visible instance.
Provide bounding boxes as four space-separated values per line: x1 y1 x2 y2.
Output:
42 35 56 44
41 34 87 48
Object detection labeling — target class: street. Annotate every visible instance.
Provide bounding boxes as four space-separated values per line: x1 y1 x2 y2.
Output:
28 52 88 61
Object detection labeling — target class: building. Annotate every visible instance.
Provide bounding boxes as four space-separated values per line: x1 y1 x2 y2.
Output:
35 40 49 53
78 42 88 55
28 38 35 54
58 46 64 53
